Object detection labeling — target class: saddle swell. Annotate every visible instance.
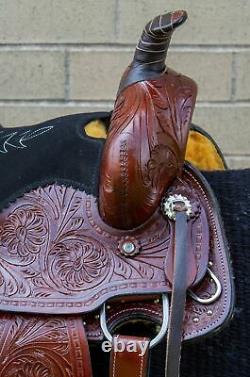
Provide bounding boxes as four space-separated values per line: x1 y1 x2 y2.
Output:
99 69 197 230
99 10 197 230
0 9 234 377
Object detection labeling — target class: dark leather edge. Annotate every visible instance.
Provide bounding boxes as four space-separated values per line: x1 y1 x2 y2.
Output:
183 162 235 342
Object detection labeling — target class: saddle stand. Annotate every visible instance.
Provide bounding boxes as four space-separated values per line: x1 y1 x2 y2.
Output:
0 10 234 377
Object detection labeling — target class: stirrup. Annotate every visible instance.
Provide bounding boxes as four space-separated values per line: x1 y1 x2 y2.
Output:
100 294 169 349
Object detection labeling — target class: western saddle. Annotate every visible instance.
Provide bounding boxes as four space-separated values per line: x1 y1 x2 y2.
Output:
0 10 234 377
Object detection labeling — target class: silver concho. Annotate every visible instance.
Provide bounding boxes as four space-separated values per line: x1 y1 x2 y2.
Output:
118 237 140 257
162 194 192 220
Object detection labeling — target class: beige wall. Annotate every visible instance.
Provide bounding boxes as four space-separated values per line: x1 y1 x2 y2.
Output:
0 0 249 168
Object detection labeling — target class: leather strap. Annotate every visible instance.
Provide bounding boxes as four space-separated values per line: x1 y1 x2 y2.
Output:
165 212 189 377
110 335 150 377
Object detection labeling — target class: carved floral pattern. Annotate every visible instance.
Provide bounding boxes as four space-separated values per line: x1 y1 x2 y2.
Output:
50 239 108 290
99 70 196 229
0 314 88 377
147 144 180 187
0 169 232 343
0 185 171 304
12 361 50 377
0 208 46 257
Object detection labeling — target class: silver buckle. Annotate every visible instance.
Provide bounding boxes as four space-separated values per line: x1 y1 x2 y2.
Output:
162 194 192 220
100 294 169 349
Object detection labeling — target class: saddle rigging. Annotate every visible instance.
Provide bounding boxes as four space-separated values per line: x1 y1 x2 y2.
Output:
0 9 234 377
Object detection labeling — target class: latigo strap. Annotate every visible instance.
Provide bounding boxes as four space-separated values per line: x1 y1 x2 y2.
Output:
165 212 189 377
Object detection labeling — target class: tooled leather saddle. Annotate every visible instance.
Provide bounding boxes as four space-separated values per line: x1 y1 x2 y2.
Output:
0 10 237 377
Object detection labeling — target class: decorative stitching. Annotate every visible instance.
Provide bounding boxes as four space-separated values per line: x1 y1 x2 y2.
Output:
139 337 147 377
0 126 53 154
112 335 118 377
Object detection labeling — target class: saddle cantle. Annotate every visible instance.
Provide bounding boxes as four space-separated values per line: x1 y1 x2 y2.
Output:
0 10 234 377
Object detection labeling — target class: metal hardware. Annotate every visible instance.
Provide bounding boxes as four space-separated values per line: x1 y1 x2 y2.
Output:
100 294 169 349
188 268 222 304
118 237 140 257
162 194 192 220
121 241 136 255
193 317 199 323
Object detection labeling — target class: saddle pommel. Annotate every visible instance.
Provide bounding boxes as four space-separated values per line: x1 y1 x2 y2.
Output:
99 10 197 229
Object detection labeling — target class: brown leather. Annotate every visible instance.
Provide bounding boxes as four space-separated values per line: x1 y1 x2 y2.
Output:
0 164 233 344
99 68 197 230
0 313 93 377
165 212 189 377
0 165 231 332
99 9 197 231
109 335 150 377
0 9 234 377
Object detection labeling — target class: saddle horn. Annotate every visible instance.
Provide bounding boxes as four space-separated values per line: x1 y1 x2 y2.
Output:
118 10 187 93
99 10 197 229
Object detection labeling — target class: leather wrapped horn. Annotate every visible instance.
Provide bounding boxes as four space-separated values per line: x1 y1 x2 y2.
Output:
99 10 197 230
